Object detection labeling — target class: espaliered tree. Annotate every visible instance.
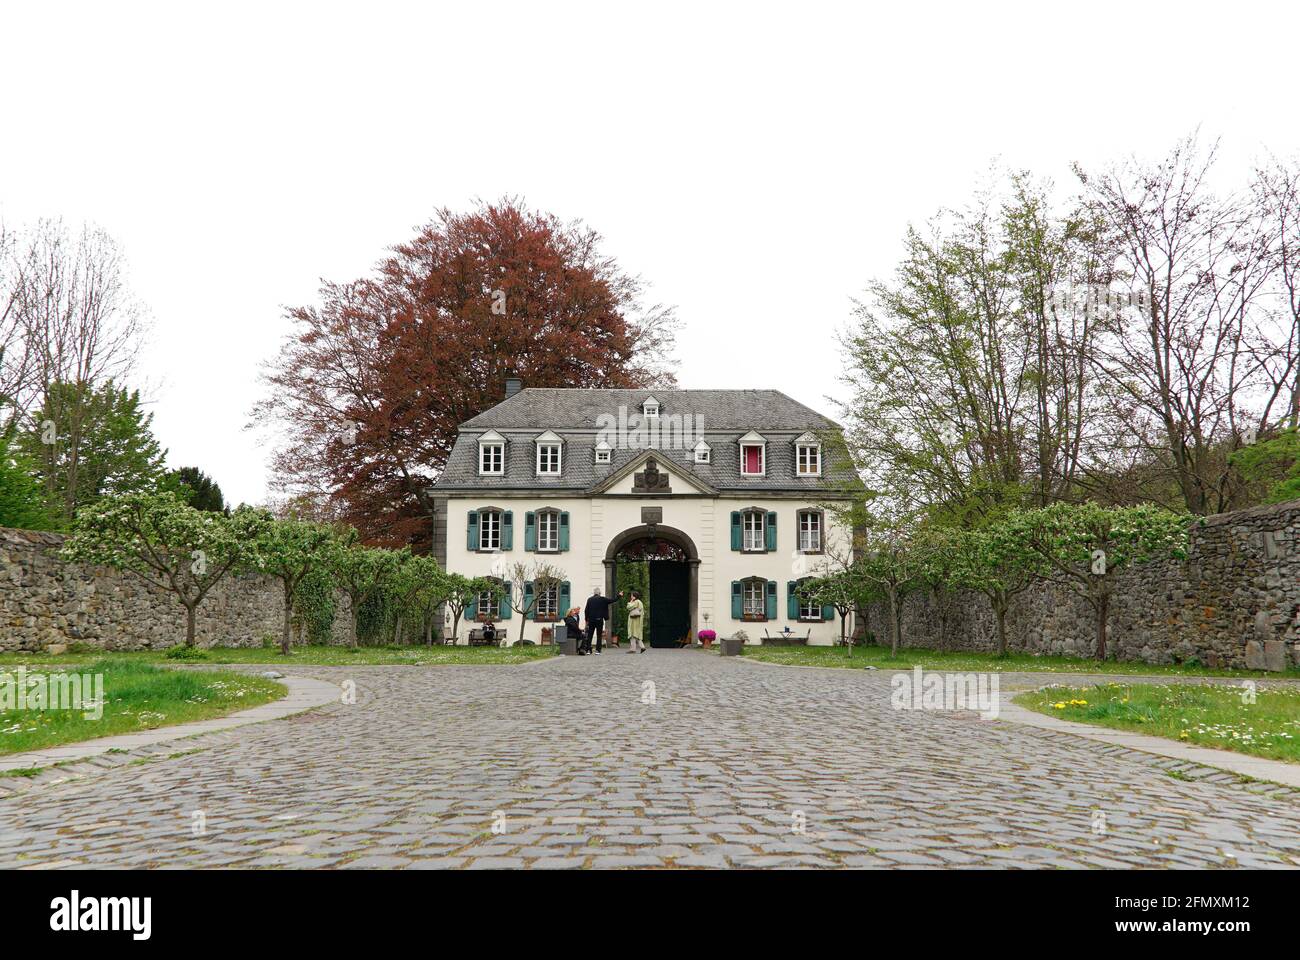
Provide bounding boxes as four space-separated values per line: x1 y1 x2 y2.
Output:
387 554 450 645
856 512 926 657
798 568 860 657
947 523 1044 657
62 491 271 646
330 543 409 647
914 527 962 651
440 572 497 645
251 518 346 655
504 560 566 646
408 558 454 645
1005 503 1189 660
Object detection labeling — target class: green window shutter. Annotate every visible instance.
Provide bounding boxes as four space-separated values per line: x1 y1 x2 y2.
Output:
497 584 511 620
525 581 536 620
765 512 777 552
559 512 570 551
524 512 536 552
559 581 571 615
730 511 742 551
787 580 799 619
501 510 513 550
730 581 742 619
467 510 479 551
765 580 777 620
822 602 836 622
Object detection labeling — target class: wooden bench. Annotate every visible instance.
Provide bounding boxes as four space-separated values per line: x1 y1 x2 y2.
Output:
467 628 506 647
763 629 810 646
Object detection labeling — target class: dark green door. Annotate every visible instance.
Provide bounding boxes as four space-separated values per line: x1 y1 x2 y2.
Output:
648 561 689 647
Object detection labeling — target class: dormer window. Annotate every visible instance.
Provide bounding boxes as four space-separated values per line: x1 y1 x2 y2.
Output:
478 430 506 475
594 441 612 464
795 433 821 476
642 397 660 418
694 440 711 464
738 431 766 476
535 431 563 476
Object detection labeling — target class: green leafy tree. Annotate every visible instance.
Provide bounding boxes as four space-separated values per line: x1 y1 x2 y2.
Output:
387 555 450 645
251 518 343 655
856 512 926 656
0 345 53 530
165 467 227 513
798 568 860 656
0 432 55 530
947 523 1044 656
1006 503 1188 660
330 543 409 646
839 174 1108 523
441 572 496 644
22 380 166 526
612 559 649 642
61 491 271 646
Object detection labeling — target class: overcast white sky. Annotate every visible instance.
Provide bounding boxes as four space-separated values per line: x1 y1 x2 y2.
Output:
2 0 1296 506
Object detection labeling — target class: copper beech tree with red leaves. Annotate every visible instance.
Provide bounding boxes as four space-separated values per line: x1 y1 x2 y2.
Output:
255 198 677 548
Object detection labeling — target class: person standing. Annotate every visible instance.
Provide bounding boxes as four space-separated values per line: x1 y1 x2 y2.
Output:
583 587 622 655
626 591 646 654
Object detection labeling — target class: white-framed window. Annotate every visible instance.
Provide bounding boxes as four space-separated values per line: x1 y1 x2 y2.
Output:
798 510 822 552
796 443 821 476
799 595 822 621
642 399 659 418
537 510 559 552
534 583 559 619
694 442 710 464
537 442 562 475
476 588 497 620
742 510 765 552
479 510 502 550
479 443 504 475
743 579 766 620
741 443 765 476
595 442 611 464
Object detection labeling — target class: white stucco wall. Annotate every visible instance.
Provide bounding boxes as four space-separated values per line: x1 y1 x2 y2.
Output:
442 462 855 646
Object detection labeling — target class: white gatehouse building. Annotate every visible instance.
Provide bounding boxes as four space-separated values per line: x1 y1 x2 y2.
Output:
429 381 862 647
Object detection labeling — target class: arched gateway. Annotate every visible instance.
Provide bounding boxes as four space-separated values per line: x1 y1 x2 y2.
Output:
603 525 699 648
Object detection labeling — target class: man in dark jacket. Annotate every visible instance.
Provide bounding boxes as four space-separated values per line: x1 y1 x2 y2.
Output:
583 587 622 655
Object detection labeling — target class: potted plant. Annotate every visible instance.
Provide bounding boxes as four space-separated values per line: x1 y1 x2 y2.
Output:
721 629 748 657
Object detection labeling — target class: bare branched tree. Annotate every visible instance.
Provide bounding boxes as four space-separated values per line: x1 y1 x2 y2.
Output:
5 219 148 514
1079 135 1279 514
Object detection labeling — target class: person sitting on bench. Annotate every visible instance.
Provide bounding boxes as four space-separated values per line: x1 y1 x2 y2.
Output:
481 620 497 645
563 607 587 655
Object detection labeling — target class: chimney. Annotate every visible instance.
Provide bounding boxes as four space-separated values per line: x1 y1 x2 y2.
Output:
504 378 522 399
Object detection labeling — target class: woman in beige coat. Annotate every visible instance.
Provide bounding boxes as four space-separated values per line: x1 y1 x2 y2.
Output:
626 591 646 653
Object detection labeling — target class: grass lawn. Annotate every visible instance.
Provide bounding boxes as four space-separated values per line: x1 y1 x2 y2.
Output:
1 658 285 757
0 643 557 670
737 643 1299 678
1014 682 1300 763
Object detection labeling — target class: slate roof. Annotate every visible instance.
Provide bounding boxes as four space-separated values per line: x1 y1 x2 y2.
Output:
461 389 841 431
433 388 861 495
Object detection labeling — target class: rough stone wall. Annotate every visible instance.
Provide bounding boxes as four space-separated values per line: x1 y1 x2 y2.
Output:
863 498 1300 670
0 527 355 651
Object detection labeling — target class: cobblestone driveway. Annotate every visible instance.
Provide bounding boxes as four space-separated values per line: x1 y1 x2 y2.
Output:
3 650 1299 869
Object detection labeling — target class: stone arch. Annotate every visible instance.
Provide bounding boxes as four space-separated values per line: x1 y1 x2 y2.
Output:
603 524 701 645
